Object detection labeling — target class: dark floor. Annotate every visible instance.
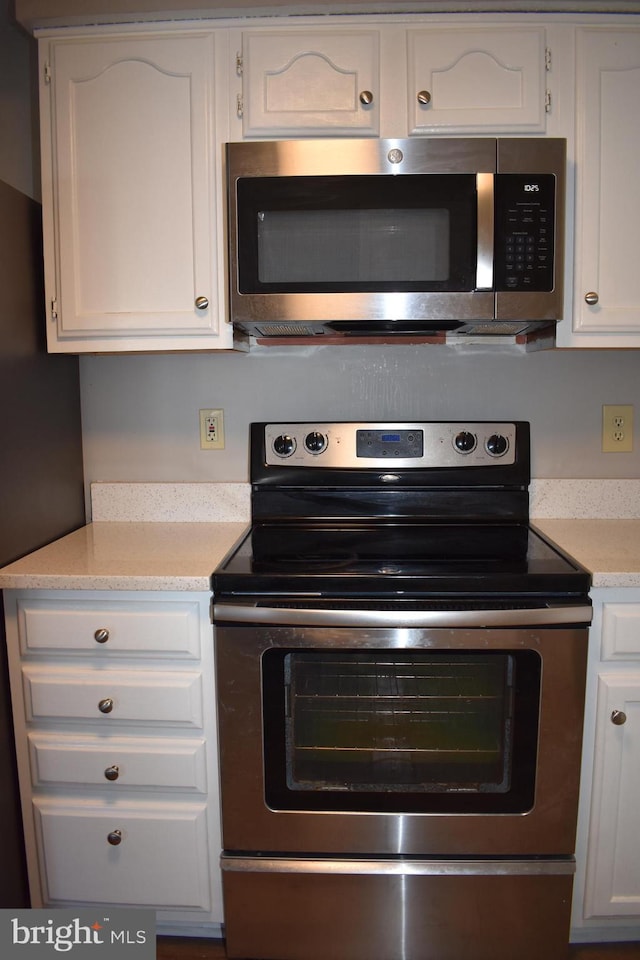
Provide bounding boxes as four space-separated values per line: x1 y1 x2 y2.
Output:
156 938 640 960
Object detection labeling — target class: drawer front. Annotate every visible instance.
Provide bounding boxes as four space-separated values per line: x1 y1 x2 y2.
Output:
17 598 203 658
28 733 207 792
601 604 640 660
34 798 211 909
22 666 203 727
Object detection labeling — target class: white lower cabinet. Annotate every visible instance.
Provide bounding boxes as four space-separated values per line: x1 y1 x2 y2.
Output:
572 590 640 942
3 589 222 934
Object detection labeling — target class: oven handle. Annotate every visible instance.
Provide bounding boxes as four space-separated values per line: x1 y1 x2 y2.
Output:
212 602 592 628
222 856 575 877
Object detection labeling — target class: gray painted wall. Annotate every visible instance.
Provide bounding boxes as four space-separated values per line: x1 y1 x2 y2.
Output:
80 343 640 485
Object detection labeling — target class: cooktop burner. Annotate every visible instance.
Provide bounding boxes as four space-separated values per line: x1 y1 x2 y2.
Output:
212 421 591 601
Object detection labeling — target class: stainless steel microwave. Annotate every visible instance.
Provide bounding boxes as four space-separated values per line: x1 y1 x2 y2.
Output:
226 137 565 340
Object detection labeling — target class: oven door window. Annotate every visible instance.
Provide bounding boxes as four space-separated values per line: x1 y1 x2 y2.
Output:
236 175 477 293
262 650 540 814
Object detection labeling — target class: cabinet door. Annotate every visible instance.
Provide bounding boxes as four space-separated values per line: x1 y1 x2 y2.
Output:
34 797 211 909
584 673 640 918
572 28 640 342
407 26 547 135
239 30 380 136
42 33 231 351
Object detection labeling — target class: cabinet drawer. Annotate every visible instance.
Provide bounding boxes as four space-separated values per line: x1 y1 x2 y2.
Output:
17 597 202 658
34 797 211 909
601 604 640 659
28 732 207 792
22 665 203 727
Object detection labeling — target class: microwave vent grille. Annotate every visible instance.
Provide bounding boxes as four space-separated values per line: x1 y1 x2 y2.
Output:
255 323 320 337
460 322 533 336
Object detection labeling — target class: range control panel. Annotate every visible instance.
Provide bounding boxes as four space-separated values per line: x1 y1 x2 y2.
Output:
264 422 517 468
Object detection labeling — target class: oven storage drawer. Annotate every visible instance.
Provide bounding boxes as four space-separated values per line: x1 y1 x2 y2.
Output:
222 857 575 960
33 797 211 909
27 732 208 792
21 665 203 727
16 597 202 659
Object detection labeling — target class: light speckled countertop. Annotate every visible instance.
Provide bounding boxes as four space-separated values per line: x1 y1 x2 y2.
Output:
0 522 248 592
1 480 640 592
534 519 640 589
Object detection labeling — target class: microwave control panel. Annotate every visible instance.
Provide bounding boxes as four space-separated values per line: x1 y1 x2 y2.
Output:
494 174 555 292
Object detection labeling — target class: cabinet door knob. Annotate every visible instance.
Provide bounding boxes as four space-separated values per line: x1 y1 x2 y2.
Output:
104 765 120 781
107 830 122 846
195 296 209 310
359 90 373 105
98 698 114 714
417 90 432 105
94 627 110 644
585 291 599 305
611 709 627 725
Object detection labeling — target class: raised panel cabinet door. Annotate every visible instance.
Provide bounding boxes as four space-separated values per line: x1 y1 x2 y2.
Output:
44 33 226 346
573 28 640 338
33 797 211 909
240 30 380 136
407 26 547 134
584 673 640 918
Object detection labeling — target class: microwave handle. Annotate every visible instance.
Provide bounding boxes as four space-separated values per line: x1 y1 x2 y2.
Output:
476 173 494 291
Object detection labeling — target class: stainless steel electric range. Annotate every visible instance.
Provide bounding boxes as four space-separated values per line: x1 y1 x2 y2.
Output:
212 421 592 960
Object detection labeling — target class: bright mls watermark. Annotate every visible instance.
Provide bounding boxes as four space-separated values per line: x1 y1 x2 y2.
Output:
0 909 155 958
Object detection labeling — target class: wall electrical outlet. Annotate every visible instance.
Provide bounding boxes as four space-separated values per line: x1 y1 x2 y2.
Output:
199 409 225 450
602 404 633 452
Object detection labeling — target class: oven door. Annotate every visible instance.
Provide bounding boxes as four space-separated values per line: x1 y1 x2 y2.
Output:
214 608 589 857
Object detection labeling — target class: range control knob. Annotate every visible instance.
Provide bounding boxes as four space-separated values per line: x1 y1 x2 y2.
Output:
454 431 477 454
305 431 327 454
273 434 296 458
486 434 509 457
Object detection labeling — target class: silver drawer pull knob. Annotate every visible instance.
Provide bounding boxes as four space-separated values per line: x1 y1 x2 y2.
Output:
359 90 373 105
104 765 120 781
195 296 209 310
98 698 114 714
611 709 627 725
107 830 122 846
417 90 432 105
94 628 109 644
585 291 599 305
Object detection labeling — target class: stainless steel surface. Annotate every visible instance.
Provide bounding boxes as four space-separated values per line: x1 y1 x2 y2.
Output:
222 866 575 960
263 420 517 468
223 856 576 877
585 291 600 304
213 601 593 628
194 295 209 310
358 90 373 104
226 137 566 335
216 622 588 857
611 709 628 725
417 90 432 104
93 627 109 643
476 172 494 290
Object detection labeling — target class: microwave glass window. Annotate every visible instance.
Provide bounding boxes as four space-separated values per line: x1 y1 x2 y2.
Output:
236 174 477 294
256 208 450 284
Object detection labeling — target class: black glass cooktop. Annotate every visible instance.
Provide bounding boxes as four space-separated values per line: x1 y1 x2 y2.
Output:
212 522 590 598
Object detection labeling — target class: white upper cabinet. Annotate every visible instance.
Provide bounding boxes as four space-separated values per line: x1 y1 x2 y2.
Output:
407 27 548 135
234 23 549 140
563 27 640 347
41 32 234 352
238 29 380 137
